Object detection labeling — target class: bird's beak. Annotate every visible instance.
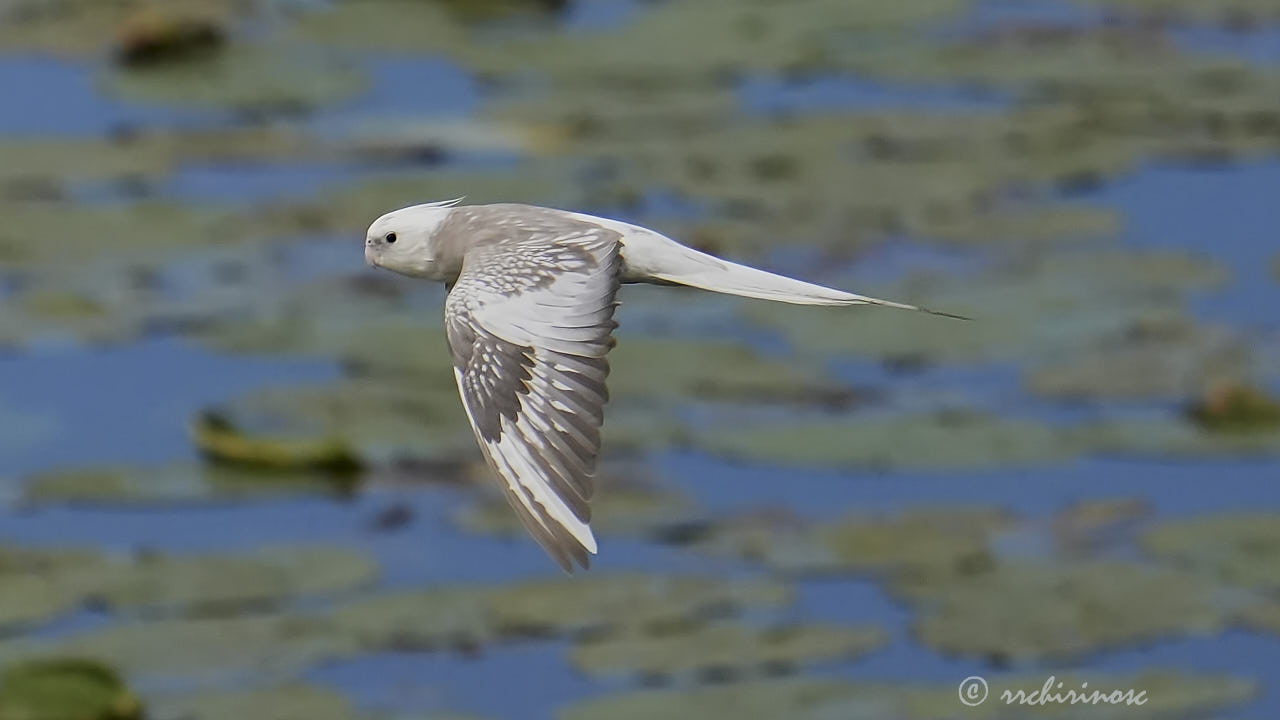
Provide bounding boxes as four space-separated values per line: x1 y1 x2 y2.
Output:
364 242 379 268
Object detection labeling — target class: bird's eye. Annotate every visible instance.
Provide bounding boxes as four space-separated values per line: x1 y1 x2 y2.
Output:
385 232 397 243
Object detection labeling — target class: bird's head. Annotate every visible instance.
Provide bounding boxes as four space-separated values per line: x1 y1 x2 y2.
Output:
364 198 464 279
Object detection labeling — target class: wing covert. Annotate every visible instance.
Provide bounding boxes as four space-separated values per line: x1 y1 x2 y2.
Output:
444 224 621 571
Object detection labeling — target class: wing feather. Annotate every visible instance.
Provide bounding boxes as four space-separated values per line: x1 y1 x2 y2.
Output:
444 223 621 571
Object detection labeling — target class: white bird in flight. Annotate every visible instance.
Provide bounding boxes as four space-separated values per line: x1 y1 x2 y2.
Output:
365 199 963 571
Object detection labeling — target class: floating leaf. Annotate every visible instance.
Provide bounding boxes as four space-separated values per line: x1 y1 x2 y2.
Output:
21 463 351 508
87 546 378 617
0 615 357 683
697 411 1075 471
1027 319 1254 400
1143 512 1280 590
104 43 364 113
560 671 1253 720
193 412 363 476
1073 415 1280 458
0 659 142 720
329 588 495 651
148 685 352 720
569 623 887 680
485 574 793 636
899 562 1242 663
1186 380 1280 432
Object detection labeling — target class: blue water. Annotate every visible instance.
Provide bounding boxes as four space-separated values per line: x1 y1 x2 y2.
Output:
1099 159 1280 331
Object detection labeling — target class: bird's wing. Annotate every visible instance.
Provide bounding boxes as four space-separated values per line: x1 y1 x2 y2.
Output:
444 225 621 571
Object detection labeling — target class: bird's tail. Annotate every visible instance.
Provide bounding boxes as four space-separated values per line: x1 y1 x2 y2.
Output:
617 224 967 319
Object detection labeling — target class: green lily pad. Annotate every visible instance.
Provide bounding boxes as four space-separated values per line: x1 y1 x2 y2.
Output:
87 546 378 617
1072 415 1280 458
0 199 275 268
1051 498 1150 554
485 574 793 636
1186 380 1280 432
911 203 1121 247
0 575 86 635
693 506 1010 576
329 588 495 651
1074 0 1280 26
898 562 1242 663
103 43 364 113
560 670 1254 720
610 337 856 407
569 623 887 680
0 0 247 57
21 463 352 507
0 615 357 683
150 684 486 720
0 659 142 720
148 685 353 720
845 26 1263 96
0 129 319 192
200 377 473 468
1239 601 1280 636
2 544 376 627
1027 319 1255 400
193 412 363 475
696 411 1075 471
329 574 793 650
1142 512 1280 590
0 547 109 634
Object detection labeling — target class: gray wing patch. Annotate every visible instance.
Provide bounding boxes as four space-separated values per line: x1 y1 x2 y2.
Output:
444 224 621 571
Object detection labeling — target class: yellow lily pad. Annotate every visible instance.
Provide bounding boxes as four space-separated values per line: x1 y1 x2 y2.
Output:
0 659 142 720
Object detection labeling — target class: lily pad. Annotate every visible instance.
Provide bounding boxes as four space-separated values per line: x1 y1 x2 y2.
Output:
1142 512 1280 590
0 0 247 57
148 685 353 720
193 412 363 475
104 43 364 113
911 203 1122 247
1027 319 1254 400
0 128 320 191
898 562 1242 663
329 588 495 651
1186 380 1280 432
1074 0 1280 26
560 670 1254 720
87 546 379 617
21 463 353 507
0 615 357 684
0 546 109 633
1240 601 1280 636
1051 498 1151 554
1073 415 1280 458
0 575 86 635
199 377 473 468
568 623 887 680
485 574 793 636
0 659 142 720
609 337 856 407
696 411 1075 471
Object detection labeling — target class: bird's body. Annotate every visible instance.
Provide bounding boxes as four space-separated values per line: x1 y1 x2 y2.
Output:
365 201 959 571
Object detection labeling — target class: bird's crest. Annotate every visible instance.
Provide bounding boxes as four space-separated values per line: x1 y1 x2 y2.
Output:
425 197 465 208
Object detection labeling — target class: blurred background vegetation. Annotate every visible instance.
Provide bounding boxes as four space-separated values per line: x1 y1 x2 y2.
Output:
1 0 1279 718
